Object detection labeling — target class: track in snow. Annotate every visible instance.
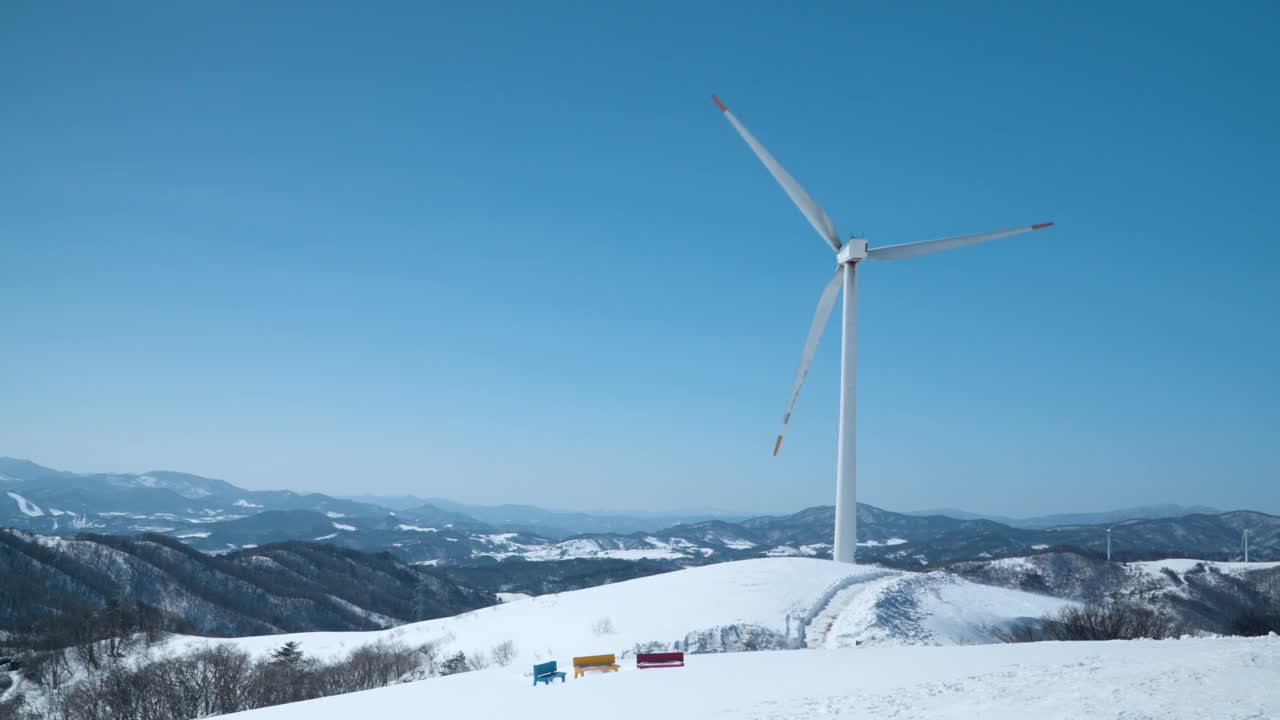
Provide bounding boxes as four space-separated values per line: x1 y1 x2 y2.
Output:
803 571 900 648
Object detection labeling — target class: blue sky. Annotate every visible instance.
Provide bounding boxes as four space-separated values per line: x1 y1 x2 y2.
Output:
2 2 1277 515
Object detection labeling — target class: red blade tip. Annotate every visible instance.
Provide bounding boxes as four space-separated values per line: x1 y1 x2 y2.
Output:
772 435 783 456
1031 222 1054 230
712 95 727 112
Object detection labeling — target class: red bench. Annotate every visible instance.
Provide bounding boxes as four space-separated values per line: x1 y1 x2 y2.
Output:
636 651 685 669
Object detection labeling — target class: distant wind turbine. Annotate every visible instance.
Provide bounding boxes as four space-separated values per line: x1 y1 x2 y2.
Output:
1243 528 1249 563
712 95 1054 563
1106 527 1112 562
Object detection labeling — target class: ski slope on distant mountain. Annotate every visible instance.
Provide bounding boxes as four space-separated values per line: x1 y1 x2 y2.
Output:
223 636 1279 720
6 491 43 517
170 558 1074 666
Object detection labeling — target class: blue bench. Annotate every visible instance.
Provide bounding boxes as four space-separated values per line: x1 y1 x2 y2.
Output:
533 660 566 686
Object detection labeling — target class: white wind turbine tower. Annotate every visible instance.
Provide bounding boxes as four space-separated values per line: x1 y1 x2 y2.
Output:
712 95 1054 564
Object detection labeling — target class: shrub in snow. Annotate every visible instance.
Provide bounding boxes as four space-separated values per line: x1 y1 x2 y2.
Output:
466 649 489 671
990 620 1046 643
0 691 34 720
23 649 73 690
1042 599 1183 641
6 638 452 720
1229 610 1280 637
592 617 616 636
339 641 420 691
439 652 471 676
633 641 671 655
680 624 791 654
490 640 516 667
413 641 440 678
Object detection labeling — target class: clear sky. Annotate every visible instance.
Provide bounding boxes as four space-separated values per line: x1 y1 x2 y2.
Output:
2 2 1277 516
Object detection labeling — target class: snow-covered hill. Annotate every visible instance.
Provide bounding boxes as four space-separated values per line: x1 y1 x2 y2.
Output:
0 529 493 634
223 635 1279 720
170 559 1074 666
186 559 1278 719
949 553 1280 635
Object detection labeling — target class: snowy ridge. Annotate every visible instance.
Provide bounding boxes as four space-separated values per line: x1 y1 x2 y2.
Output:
1129 558 1280 577
171 558 1075 667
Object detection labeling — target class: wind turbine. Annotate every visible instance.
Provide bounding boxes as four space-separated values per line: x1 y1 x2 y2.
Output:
1106 527 1112 562
1243 528 1249 563
711 95 1054 564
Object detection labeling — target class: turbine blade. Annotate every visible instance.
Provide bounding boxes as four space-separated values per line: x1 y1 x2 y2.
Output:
775 266 845 455
712 95 842 253
866 222 1053 262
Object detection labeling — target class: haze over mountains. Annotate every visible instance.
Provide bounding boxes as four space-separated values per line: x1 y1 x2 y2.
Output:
2 457 1274 568
905 504 1224 529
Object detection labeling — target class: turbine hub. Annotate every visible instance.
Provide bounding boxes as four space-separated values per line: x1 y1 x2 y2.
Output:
837 237 868 265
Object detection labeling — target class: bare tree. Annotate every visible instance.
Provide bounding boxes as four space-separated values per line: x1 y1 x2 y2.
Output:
25 648 73 690
342 641 419 691
1042 599 1182 641
989 620 1044 643
0 692 37 720
21 634 453 720
466 648 489 671
412 641 440 678
490 640 516 667
166 645 253 717
592 616 615 636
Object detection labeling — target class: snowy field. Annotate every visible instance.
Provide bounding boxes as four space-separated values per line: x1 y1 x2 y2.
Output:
224 635 1279 719
157 557 1277 718
168 558 1073 664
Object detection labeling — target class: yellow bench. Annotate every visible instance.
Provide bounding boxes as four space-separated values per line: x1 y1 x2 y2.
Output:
572 653 620 678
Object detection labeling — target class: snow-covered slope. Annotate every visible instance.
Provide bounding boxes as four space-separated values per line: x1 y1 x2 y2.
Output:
813 572 1071 647
948 552 1280 635
171 558 1074 665
223 635 1279 720
1129 558 1280 577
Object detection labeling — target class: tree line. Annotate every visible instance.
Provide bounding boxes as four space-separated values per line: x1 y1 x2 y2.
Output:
0 598 516 720
0 529 495 638
1 632 517 720
994 596 1280 643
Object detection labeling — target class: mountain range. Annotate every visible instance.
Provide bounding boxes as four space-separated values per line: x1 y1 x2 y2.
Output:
906 504 1224 529
0 528 493 636
2 457 1274 568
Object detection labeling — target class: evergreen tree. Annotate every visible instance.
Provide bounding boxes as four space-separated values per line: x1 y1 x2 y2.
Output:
438 651 470 676
269 641 304 666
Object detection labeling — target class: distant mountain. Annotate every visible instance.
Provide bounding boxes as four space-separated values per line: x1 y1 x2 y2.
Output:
733 506 1275 565
0 456 390 533
0 529 494 636
4 457 1273 567
947 552 1280 636
406 497 748 538
908 504 1223 529
0 457 492 539
338 494 434 511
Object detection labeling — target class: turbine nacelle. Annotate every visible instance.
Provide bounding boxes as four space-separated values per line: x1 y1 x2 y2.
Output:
836 238 868 265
